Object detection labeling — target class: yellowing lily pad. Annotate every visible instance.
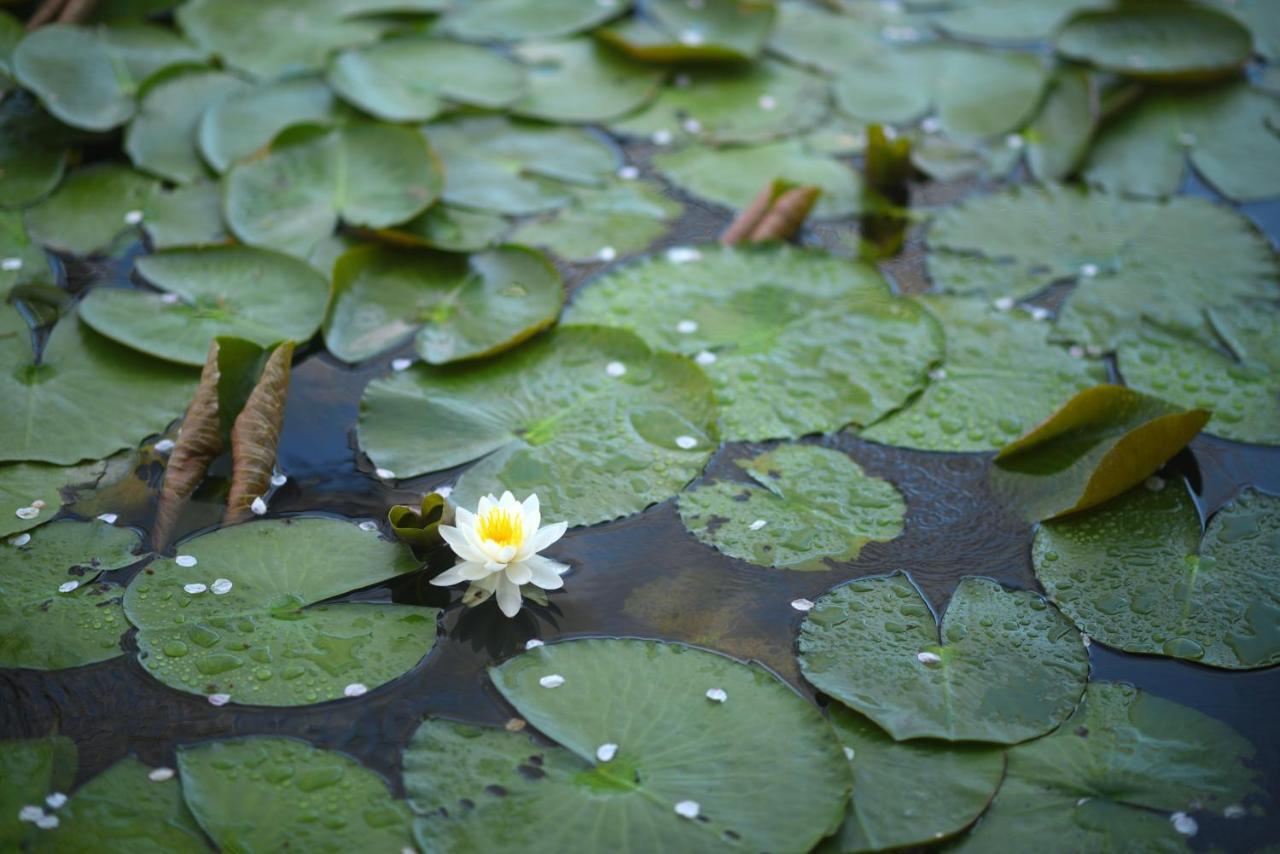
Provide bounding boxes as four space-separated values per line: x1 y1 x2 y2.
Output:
125 69 248 184
509 178 680 262
198 75 347 174
24 164 158 256
510 38 663 123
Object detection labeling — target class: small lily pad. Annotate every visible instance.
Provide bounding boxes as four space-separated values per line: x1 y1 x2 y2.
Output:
377 205 510 253
678 445 905 570
24 164 158 256
440 0 628 41
125 517 435 705
198 75 346 174
1025 69 1097 183
510 38 663 123
601 0 776 62
798 573 1090 743
358 325 717 527
178 736 413 850
324 244 562 364
1034 482 1280 669
0 519 142 670
0 737 76 850
125 69 248 185
143 182 231 250
0 459 107 539
509 178 680 262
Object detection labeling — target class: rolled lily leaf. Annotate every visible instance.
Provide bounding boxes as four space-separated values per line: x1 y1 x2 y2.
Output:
224 340 294 525
720 179 821 244
388 491 454 550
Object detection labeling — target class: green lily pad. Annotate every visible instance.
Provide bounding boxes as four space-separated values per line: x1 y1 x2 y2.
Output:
0 459 107 539
568 245 942 442
862 296 1105 452
24 164 158 256
198 75 346 174
377 204 510 253
510 38 663 123
653 138 863 219
0 306 196 465
822 705 1004 853
14 23 203 131
611 59 829 144
1055 5 1252 82
767 0 906 74
934 0 1107 43
328 37 526 123
406 638 849 852
0 94 70 209
37 757 208 852
1083 82 1280 203
425 116 619 216
80 247 330 366
0 519 141 670
178 736 413 850
440 0 628 41
1227 0 1280 60
125 69 247 185
601 0 776 62
1026 69 1097 182
509 178 680 262
1034 482 1280 669
358 325 716 527
0 209 52 295
799 573 1090 743
124 517 434 705
0 737 76 850
325 244 562 364
953 682 1261 851
910 133 1022 183
991 385 1209 522
143 182 231 250
678 445 905 570
225 121 442 259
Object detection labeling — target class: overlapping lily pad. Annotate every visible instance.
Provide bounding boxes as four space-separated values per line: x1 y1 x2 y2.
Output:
601 0 776 62
0 94 70 208
377 205 510 253
358 325 716 527
1034 482 1280 669
0 519 141 669
124 517 436 705
143 182 230 250
678 445 905 570
933 0 1105 43
0 737 76 849
324 244 562 364
124 69 247 185
197 76 346 174
24 164 158 256
954 682 1260 851
0 209 51 294
510 38 663 123
440 0 627 41
405 638 850 853
509 178 680 262
80 247 330 366
798 573 1090 743
567 245 940 441
1025 69 1097 182
0 459 106 539
178 737 412 850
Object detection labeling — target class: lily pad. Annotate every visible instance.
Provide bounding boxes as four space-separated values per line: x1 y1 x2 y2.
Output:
953 682 1260 851
601 0 776 62
24 164 158 256
509 178 680 262
1034 482 1280 669
0 306 196 465
178 736 413 850
328 37 526 123
198 75 346 174
934 0 1107 43
358 325 716 527
0 737 76 850
678 445 905 570
377 205 510 253
125 69 248 184
567 245 940 441
0 209 52 295
1025 69 1097 183
325 244 562 364
124 517 436 705
440 0 628 41
143 182 230 250
1055 5 1252 82
654 138 862 219
0 459 107 539
80 247 331 366
0 519 141 670
225 121 442 259
991 385 1209 522
822 705 1004 853
510 38 663 123
406 638 849 852
0 94 70 208
798 573 1090 743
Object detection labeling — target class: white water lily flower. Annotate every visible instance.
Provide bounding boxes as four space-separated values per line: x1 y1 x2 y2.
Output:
431 491 569 617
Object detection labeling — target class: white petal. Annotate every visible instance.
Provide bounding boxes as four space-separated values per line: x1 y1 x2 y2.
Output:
439 526 486 563
484 559 507 573
506 561 533 586
494 544 517 564
455 506 476 530
525 554 568 590
477 494 497 516
499 490 518 511
430 564 473 586
496 575 522 617
523 521 567 557
521 493 541 537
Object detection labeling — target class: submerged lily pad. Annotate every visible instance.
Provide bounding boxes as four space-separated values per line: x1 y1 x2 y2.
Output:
125 69 247 185
325 244 562 364
511 38 663 123
678 445 905 570
124 517 435 705
358 325 716 527
509 178 680 262
0 519 141 670
954 682 1260 851
440 0 627 41
799 573 1089 743
1034 482 1280 669
80 247 330 366
0 737 76 850
24 164 158 256
143 182 230 250
0 459 106 539
198 76 346 174
823 705 1004 853
406 638 849 853
178 737 412 850
567 245 940 441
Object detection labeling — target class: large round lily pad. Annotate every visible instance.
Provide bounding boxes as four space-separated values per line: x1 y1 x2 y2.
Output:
405 638 850 853
124 517 436 705
510 38 663 124
954 682 1260 851
798 573 1090 743
324 244 562 364
24 164 158 256
177 736 412 850
81 247 330 366
508 178 680 262
198 75 346 174
440 0 627 41
125 69 247 185
678 445 905 570
358 325 717 527
1034 482 1280 669
568 245 941 442
0 519 141 670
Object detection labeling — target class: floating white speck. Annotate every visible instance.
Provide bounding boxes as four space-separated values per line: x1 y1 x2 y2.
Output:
596 743 618 762
175 554 198 567
598 246 618 262
434 485 453 499
666 247 702 264
675 435 698 450
679 29 704 46
31 500 46 509
159 293 181 305
791 598 814 612
207 693 231 706
250 496 268 516
344 682 368 697
993 297 1014 312
539 674 565 688
1224 805 1246 819
1077 797 1090 806
391 357 413 372
155 438 175 453
1171 812 1197 837
15 506 39 520
1144 476 1165 492
674 800 700 819
35 814 59 830
676 319 698 334
674 73 692 89
58 581 79 594
929 367 947 381
45 793 66 809
1029 306 1051 322
843 746 855 760
705 687 728 703
10 533 31 547
19 805 44 822
211 578 233 595
917 651 942 665
148 767 175 782
1080 263 1099 278
694 350 716 366
920 116 941 134
96 513 118 524
618 165 639 180
1069 345 1085 358
1081 633 1092 648
1178 132 1197 148
525 639 545 649
375 468 396 480
270 473 288 487
606 361 627 377
758 94 777 111
652 129 674 146
1005 133 1025 150
183 583 207 595
681 118 702 134
359 520 379 532
749 519 767 531
1 257 22 271
124 209 144 225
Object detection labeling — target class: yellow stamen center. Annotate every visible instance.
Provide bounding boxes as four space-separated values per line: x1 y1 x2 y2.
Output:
477 508 523 548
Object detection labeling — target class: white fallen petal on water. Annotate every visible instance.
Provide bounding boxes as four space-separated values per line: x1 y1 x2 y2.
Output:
1171 813 1197 837
790 598 814 612
598 246 618 262
1029 306 1051 322
123 209 144 225
681 118 702 134
1079 263 1099 278
758 94 777 111
58 581 79 593
675 435 698 450
148 766 175 782
211 578 233 595
920 116 940 134
748 519 767 531
11 533 32 547
270 473 288 487
705 687 727 703
525 639 545 649
45 793 66 809
674 800 700 819
618 165 639 180
31 500 46 509
391 357 413 372
666 246 702 264
434 485 453 498
539 674 565 688
250 496 268 515
1144 476 1165 492
843 746 855 760
679 29 704 46
183 583 207 595
35 814 59 830
19 805 44 822
1 257 23 271
375 468 396 480
15 506 39 520
1005 133 1025 150
1224 805 1246 819
596 743 618 762
207 693 231 706
159 293 181 305
96 513 118 524
175 554 197 567
359 521 379 532
993 297 1014 311
929 368 947 381
652 129 674 146
344 682 368 697
694 350 716 366
676 319 698 334
155 438 175 453
606 361 627 377
1081 633 1092 648
917 651 942 665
